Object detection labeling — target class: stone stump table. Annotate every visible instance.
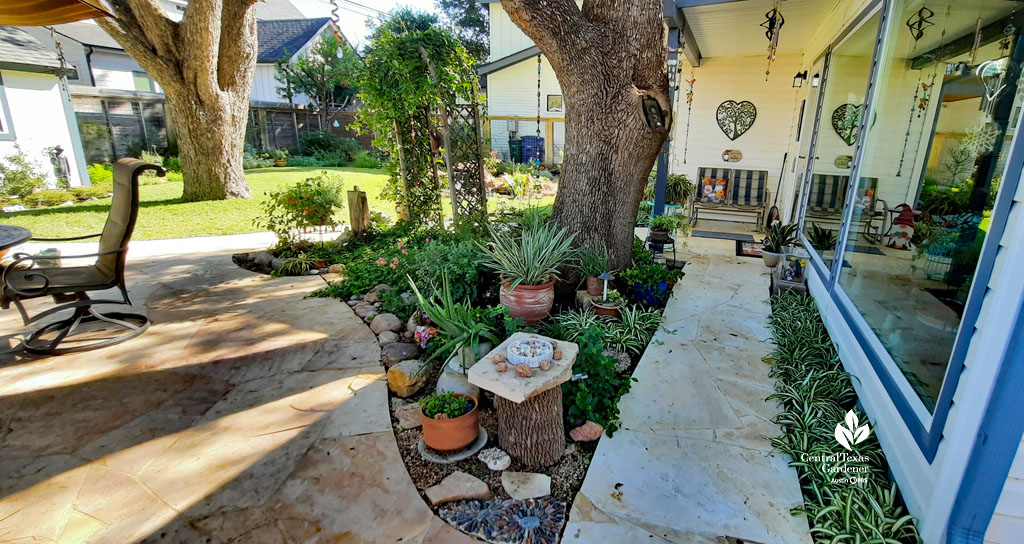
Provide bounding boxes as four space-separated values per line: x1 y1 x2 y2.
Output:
468 333 578 467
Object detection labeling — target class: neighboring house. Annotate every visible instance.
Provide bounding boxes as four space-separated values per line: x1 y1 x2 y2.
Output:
0 26 88 188
485 1 1024 543
252 17 335 105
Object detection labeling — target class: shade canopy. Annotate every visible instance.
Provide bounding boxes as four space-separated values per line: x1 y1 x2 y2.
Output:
0 0 112 26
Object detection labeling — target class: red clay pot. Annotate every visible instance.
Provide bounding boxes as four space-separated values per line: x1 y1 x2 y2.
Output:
421 394 479 451
499 278 556 325
593 304 621 318
586 277 602 296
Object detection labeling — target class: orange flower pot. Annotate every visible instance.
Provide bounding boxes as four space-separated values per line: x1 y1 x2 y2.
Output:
420 394 479 451
499 278 556 325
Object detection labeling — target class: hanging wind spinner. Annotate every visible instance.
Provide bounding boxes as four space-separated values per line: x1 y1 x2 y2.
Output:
682 71 696 164
328 0 344 41
761 1 784 81
906 7 934 41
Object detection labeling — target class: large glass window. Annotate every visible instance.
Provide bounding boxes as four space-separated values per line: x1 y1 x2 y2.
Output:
839 0 1022 411
802 13 883 263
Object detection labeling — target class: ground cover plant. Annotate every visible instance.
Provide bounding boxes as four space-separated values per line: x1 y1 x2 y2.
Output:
768 292 921 543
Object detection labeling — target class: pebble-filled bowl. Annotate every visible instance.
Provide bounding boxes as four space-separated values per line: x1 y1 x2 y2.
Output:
506 337 553 368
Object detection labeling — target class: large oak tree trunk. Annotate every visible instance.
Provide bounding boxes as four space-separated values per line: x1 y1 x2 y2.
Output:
98 0 257 201
502 0 670 273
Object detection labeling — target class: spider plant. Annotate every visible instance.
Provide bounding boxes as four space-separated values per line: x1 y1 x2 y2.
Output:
577 244 611 278
279 253 317 275
477 221 577 289
408 273 499 373
760 222 800 254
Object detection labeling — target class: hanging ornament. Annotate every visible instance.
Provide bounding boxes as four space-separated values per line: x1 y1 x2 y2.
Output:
906 7 935 41
970 17 983 65
896 6 934 177
962 121 999 156
328 0 344 41
535 53 542 166
682 70 695 164
761 1 784 81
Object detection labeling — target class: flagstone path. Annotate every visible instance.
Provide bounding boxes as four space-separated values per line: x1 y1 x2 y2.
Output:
0 242 477 543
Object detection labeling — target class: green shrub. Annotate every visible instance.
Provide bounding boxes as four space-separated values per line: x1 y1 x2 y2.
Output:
420 392 471 419
71 184 112 200
268 149 289 160
0 146 47 197
352 150 379 168
312 149 347 167
139 150 163 166
166 171 184 182
87 163 113 185
163 156 181 172
21 189 74 208
337 138 362 162
243 153 274 169
286 156 321 167
299 130 341 154
254 172 345 247
561 327 634 435
409 238 485 304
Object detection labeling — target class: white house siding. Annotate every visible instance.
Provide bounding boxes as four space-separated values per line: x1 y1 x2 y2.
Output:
487 3 537 61
89 50 162 93
667 53 805 222
486 55 565 163
0 70 86 187
987 436 1024 542
252 63 310 105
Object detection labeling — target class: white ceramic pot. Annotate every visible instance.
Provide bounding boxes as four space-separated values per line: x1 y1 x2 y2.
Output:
763 251 782 268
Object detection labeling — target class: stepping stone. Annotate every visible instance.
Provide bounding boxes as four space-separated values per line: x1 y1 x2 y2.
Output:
501 471 551 500
424 471 491 505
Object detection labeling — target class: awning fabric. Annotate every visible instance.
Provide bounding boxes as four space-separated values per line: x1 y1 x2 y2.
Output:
0 0 113 26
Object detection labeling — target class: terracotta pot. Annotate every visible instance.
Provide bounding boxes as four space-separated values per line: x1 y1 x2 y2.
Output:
763 251 782 268
593 304 620 318
421 394 479 451
499 278 555 325
586 276 603 296
650 228 671 243
274 159 287 167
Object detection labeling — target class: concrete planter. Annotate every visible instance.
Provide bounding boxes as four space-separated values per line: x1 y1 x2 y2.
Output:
763 251 782 267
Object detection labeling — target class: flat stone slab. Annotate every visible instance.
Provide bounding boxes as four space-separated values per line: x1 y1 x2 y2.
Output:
501 471 551 500
418 427 489 464
425 471 491 505
468 333 578 403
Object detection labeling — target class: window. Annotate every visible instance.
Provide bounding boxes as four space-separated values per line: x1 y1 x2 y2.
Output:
801 12 882 267
546 94 563 112
0 73 14 141
837 0 1023 412
133 71 154 93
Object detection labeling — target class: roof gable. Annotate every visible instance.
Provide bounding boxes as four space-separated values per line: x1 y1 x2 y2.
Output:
257 18 332 63
0 26 67 73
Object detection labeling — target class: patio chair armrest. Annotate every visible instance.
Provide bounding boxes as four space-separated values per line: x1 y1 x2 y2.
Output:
31 233 102 241
3 248 126 297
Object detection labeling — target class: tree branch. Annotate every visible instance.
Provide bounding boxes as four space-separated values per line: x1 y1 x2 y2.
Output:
96 2 184 94
179 0 222 100
500 0 592 75
218 0 259 92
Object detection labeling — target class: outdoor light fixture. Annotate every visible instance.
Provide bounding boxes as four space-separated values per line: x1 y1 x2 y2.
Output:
793 70 808 88
597 272 615 300
811 73 821 87
641 95 667 130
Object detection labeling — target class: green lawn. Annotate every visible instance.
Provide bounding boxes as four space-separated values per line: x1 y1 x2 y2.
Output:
2 166 553 240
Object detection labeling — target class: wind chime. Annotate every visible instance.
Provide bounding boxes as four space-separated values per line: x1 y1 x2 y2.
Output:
328 0 343 41
761 0 784 81
536 53 542 167
683 68 696 164
895 6 934 176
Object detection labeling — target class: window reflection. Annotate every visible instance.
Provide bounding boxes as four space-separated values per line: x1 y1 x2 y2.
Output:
839 0 1022 411
804 15 884 260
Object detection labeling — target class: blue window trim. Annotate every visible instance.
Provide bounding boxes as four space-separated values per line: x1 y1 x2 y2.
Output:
796 0 1024 462
0 72 15 141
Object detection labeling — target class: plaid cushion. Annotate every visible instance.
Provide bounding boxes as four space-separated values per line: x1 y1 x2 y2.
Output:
730 170 767 206
808 175 849 212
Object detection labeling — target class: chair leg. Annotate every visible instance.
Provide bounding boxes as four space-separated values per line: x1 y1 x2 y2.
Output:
21 298 150 355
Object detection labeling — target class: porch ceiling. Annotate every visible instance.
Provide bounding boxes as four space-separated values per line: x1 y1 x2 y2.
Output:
681 0 835 59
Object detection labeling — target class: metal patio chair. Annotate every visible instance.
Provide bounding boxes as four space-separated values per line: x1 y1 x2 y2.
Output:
1 158 162 354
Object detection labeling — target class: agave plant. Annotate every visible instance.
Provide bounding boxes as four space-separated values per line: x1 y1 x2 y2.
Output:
408 273 499 373
477 221 578 289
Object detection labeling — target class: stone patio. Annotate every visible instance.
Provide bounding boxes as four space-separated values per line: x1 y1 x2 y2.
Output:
562 236 813 544
0 243 458 543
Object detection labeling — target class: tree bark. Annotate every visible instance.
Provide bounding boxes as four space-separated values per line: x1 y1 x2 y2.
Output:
495 387 565 467
98 0 256 201
501 0 671 273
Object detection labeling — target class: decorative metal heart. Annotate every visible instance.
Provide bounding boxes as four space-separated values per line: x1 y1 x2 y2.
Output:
832 104 864 146
716 100 757 141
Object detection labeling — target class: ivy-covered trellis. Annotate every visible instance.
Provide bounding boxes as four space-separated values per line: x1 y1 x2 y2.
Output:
355 10 487 228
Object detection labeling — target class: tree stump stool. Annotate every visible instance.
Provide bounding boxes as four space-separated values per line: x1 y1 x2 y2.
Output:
468 332 579 467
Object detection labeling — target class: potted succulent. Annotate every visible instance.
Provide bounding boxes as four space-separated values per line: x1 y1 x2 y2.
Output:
420 392 479 451
478 221 577 324
760 223 800 267
578 244 610 296
619 264 684 306
648 214 679 243
269 149 289 167
593 289 624 317
807 223 838 262
408 274 498 373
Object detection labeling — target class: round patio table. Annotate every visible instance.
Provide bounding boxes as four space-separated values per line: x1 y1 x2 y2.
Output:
0 224 30 251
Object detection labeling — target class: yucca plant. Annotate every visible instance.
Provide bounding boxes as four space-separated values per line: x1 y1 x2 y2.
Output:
477 221 578 289
408 273 499 374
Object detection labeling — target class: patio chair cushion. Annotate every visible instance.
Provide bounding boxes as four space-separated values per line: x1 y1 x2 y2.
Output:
731 169 767 206
808 174 848 212
3 266 114 297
